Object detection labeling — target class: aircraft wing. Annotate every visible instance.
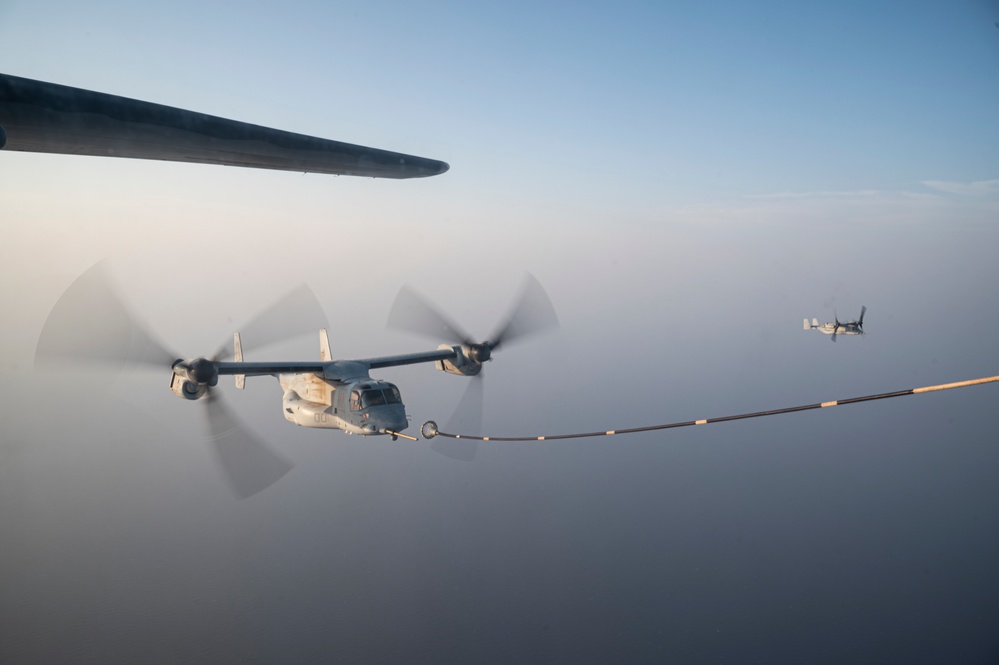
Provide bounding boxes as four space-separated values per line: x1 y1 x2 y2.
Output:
361 348 457 369
216 361 326 376
0 73 449 178
215 348 456 377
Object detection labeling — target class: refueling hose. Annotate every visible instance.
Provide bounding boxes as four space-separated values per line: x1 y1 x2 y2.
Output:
421 374 999 442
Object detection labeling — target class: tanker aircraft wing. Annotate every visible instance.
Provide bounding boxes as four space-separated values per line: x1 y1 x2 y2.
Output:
0 73 449 179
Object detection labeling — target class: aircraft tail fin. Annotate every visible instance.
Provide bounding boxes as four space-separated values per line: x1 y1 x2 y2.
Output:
233 332 245 389
804 317 811 330
319 328 332 362
812 318 819 327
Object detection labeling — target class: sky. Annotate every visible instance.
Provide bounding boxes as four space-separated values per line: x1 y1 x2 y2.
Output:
2 1 999 663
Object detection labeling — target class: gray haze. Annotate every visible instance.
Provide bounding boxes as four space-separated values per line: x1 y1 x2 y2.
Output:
3 221 999 664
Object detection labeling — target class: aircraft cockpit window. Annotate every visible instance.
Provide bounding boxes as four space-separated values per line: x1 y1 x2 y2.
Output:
360 389 388 408
355 385 402 408
350 390 361 411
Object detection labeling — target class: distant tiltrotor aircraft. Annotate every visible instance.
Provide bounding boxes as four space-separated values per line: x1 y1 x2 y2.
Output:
0 73 449 178
804 307 866 342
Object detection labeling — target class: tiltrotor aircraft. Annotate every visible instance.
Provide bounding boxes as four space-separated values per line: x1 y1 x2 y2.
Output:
804 306 867 342
36 264 557 496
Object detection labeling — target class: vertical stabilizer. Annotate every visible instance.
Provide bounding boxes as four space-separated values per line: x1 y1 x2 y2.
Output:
233 332 245 390
319 328 333 362
803 317 810 330
812 318 819 327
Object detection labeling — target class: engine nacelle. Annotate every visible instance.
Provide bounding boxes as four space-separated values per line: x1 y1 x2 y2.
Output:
172 357 218 385
170 372 207 400
434 344 483 377
169 357 216 400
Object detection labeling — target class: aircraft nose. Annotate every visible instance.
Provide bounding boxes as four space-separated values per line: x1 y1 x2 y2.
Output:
369 404 408 434
385 415 408 432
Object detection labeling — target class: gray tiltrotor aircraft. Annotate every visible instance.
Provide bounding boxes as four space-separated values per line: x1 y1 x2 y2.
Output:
36 265 556 497
804 306 866 342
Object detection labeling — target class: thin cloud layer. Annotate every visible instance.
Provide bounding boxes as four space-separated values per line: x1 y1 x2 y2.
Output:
666 180 998 226
921 179 999 197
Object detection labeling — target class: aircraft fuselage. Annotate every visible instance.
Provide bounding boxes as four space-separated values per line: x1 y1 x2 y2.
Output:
812 323 862 336
278 373 408 436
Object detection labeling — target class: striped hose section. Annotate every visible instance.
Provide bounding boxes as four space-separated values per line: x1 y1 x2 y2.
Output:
427 374 999 442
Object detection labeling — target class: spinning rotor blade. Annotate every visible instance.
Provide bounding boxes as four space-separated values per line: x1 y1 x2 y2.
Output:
37 262 299 498
859 306 867 328
489 273 559 349
450 374 484 434
431 434 479 462
203 285 326 494
432 374 484 462
203 390 293 498
388 275 556 462
35 262 176 369
388 274 558 351
387 285 475 345
214 284 328 359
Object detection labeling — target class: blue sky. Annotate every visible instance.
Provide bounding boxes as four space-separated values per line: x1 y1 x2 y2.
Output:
2 2 999 662
5 1 998 200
